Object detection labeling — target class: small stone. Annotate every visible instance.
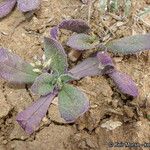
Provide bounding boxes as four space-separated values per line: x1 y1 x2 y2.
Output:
91 104 98 109
101 120 122 130
2 140 8 145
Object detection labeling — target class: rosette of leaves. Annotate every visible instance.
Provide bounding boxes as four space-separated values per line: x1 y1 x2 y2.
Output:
0 34 115 134
0 0 40 18
50 19 150 98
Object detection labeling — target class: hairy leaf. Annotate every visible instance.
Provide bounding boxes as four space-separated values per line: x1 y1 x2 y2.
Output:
59 74 75 83
0 0 16 18
50 19 90 40
16 91 58 134
96 51 114 74
69 57 101 79
106 34 150 54
31 73 57 96
109 70 138 97
67 33 99 50
44 37 68 74
50 26 59 40
0 48 38 84
59 19 90 33
58 84 89 122
17 0 40 12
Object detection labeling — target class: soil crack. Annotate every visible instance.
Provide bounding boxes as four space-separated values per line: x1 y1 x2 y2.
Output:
25 84 34 102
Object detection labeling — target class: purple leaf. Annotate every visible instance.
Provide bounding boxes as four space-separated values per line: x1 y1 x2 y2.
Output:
69 57 101 79
17 0 40 12
108 70 138 97
31 73 57 96
16 91 58 134
0 0 17 18
50 26 59 40
0 48 38 84
106 34 150 54
44 37 68 74
96 51 115 74
59 19 90 33
50 19 90 39
67 33 99 51
58 84 89 122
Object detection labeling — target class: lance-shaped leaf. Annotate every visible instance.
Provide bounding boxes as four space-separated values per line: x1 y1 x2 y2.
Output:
96 51 115 74
58 84 89 122
44 37 68 74
69 57 101 79
67 33 99 51
50 19 90 39
31 73 57 96
108 70 138 97
0 0 17 18
17 0 40 12
0 48 38 84
106 34 150 54
16 91 58 134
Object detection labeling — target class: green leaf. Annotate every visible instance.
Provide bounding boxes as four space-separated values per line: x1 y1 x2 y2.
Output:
106 34 150 54
67 33 99 51
0 48 38 84
59 74 75 83
44 37 68 74
58 84 89 122
56 74 75 89
31 73 57 96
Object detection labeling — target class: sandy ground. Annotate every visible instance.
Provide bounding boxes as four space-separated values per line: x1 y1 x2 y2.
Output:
0 0 150 150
